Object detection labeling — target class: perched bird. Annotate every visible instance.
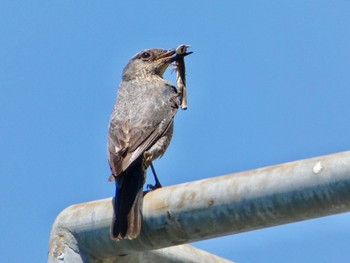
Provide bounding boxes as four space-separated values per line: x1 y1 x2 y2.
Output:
108 47 192 240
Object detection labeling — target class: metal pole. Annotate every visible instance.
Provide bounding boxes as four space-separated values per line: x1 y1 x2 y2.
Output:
48 151 350 262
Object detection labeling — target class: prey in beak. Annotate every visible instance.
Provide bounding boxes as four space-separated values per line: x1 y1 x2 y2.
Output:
150 46 192 78
154 45 193 110
171 44 192 110
156 46 193 63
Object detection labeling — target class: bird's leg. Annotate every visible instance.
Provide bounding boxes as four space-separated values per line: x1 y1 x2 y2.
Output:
151 163 162 188
147 163 162 191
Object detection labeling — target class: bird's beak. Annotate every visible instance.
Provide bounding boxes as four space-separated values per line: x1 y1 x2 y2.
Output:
156 48 193 63
156 49 176 60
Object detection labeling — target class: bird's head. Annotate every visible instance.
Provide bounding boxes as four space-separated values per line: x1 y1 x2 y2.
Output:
122 48 192 81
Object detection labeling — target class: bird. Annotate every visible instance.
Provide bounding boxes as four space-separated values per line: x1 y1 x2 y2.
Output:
108 47 192 240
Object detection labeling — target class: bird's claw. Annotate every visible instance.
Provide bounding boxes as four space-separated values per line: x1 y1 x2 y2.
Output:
146 182 162 191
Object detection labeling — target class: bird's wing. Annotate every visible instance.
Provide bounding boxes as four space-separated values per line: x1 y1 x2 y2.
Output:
125 116 174 170
108 83 178 177
108 113 175 177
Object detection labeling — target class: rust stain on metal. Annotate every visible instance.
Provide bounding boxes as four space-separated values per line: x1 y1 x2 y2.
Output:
52 234 66 260
146 191 168 212
208 199 215 207
176 191 196 209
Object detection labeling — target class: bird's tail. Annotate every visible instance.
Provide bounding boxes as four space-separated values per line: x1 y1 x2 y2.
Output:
111 157 145 240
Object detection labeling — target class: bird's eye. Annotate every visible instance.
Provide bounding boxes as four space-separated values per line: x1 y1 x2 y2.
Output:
140 52 151 60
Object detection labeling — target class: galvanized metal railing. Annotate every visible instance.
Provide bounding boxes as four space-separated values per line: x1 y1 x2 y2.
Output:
48 151 350 262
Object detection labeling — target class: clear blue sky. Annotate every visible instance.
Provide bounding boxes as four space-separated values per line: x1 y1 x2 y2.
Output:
1 1 350 262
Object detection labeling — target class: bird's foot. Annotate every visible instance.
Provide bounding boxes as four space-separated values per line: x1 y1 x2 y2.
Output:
146 182 162 191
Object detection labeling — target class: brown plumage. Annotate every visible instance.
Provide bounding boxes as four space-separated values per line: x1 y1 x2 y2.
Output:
108 47 192 240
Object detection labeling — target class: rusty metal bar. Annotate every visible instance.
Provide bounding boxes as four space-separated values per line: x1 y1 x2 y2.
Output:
48 151 350 262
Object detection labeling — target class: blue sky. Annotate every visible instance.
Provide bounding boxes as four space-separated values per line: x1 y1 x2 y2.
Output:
1 1 350 262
